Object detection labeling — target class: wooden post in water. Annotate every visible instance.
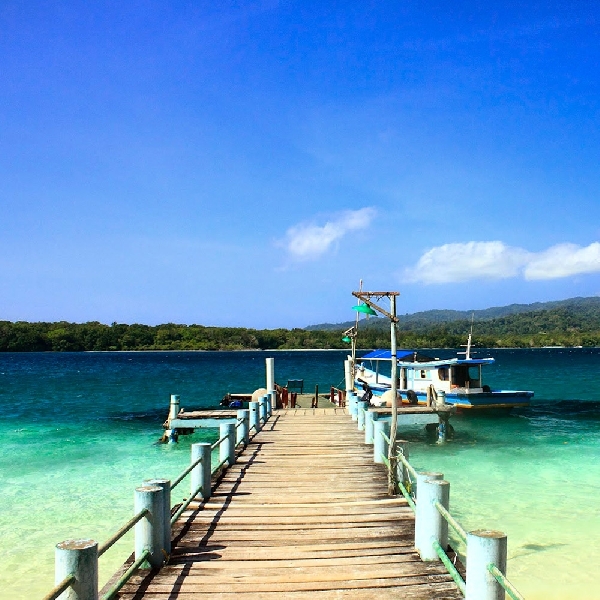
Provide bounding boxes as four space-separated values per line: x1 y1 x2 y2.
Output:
191 443 212 499
465 530 508 600
220 422 236 467
237 409 249 446
414 478 449 561
134 485 165 568
55 539 98 600
144 478 171 556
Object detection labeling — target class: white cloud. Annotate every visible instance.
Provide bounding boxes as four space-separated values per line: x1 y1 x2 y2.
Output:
283 207 376 261
524 242 600 280
404 241 600 284
404 241 530 284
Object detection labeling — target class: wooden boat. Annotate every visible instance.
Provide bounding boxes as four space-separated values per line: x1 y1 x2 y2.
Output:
355 334 533 411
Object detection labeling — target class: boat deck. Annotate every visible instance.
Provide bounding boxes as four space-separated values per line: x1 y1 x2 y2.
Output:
114 408 462 599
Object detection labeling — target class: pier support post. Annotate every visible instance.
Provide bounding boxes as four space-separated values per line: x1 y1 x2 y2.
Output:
357 401 368 430
168 394 180 421
144 478 171 556
266 357 275 393
373 419 390 464
165 394 181 444
237 409 249 446
55 539 98 600
414 478 449 561
134 485 165 568
465 530 508 600
191 443 212 499
435 389 446 408
220 422 236 467
364 409 375 444
348 392 358 421
249 401 261 433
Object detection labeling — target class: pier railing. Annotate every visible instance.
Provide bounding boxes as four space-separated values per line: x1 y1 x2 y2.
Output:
42 395 272 600
350 392 526 600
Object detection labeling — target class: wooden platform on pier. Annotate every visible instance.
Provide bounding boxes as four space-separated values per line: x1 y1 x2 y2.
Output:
116 409 462 599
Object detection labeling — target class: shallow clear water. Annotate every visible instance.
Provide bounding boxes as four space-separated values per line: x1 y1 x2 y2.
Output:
1 348 599 599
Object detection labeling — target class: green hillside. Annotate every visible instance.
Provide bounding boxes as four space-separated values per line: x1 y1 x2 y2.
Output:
1 296 600 351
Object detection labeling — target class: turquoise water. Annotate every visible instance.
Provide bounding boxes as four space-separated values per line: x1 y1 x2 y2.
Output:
1 349 599 599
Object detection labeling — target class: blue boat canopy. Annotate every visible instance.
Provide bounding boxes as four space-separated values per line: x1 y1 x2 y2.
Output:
360 349 417 360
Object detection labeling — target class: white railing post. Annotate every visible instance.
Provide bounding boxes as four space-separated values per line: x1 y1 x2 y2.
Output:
55 539 98 600
259 396 268 424
144 478 171 556
249 401 261 433
373 419 390 464
364 409 375 444
134 485 165 568
357 400 368 430
414 478 449 561
266 357 275 393
465 530 508 600
191 442 212 499
237 409 249 446
220 422 236 466
415 470 444 499
348 392 358 420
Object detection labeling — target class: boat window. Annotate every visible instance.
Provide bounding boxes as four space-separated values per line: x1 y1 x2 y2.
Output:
438 367 448 381
420 370 427 379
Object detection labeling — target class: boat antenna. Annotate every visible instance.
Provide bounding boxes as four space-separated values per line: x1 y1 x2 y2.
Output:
459 312 475 360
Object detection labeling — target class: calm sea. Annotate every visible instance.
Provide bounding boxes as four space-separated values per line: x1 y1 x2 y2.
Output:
1 348 599 599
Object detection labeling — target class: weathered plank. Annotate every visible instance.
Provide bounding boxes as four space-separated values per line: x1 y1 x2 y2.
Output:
113 409 462 599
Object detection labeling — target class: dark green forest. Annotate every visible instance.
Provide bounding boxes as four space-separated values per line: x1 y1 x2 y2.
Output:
2 297 600 351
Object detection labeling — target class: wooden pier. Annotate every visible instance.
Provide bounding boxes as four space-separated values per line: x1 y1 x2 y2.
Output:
114 407 463 599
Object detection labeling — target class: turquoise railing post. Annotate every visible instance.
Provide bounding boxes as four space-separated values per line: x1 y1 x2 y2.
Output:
364 409 375 444
259 396 268 424
465 530 508 600
415 478 450 561
134 486 165 569
220 422 236 467
265 395 272 418
415 470 444 500
191 443 212 499
357 400 368 430
348 392 358 420
55 538 98 600
249 401 261 433
237 409 249 446
373 419 390 464
144 478 171 556
269 390 276 414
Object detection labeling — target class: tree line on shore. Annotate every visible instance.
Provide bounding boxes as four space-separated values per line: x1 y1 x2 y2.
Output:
2 302 600 352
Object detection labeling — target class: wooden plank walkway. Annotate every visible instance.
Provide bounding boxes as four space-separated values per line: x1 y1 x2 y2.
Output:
117 408 463 599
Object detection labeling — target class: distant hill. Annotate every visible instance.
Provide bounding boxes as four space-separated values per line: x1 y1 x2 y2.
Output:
305 296 600 331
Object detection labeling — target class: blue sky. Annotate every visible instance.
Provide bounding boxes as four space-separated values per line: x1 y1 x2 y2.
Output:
1 1 599 328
